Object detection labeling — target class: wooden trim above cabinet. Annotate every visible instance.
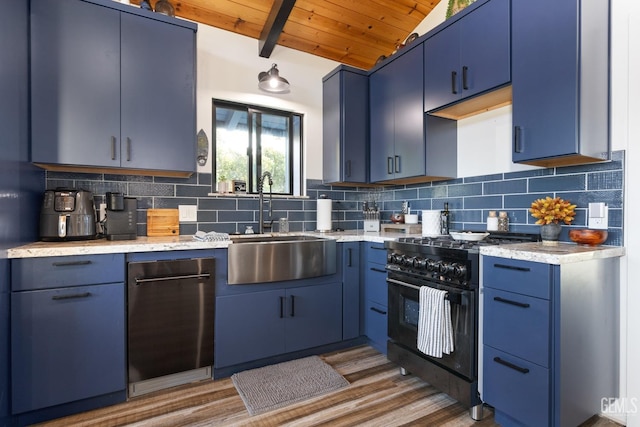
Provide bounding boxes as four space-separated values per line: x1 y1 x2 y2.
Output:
428 85 512 121
33 163 194 179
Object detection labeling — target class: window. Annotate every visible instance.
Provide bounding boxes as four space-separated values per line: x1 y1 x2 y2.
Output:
213 100 303 195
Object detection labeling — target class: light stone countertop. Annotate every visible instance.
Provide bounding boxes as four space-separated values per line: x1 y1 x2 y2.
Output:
5 230 418 259
480 242 625 265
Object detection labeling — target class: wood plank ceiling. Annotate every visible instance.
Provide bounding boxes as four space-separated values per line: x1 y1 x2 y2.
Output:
130 0 443 70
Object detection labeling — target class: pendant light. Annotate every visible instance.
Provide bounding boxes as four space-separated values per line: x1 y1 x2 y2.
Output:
258 63 290 93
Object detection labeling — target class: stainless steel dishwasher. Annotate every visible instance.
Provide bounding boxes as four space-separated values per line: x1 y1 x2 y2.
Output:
127 257 214 397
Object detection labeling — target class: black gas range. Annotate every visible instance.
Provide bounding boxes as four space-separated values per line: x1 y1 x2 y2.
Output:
384 231 540 420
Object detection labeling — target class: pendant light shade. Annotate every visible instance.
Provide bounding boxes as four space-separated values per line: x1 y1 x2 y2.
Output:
258 63 290 93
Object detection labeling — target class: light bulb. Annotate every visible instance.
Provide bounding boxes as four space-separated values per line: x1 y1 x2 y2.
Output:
269 78 278 88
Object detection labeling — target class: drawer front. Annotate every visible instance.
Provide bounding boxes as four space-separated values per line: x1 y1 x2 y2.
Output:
366 242 387 265
12 254 125 291
483 345 550 427
364 300 388 353
483 256 551 299
484 287 550 367
364 263 388 306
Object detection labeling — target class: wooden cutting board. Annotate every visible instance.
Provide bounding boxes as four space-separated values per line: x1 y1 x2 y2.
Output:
147 209 179 236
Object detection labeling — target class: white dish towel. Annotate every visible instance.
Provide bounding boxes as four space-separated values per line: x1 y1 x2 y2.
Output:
417 286 454 358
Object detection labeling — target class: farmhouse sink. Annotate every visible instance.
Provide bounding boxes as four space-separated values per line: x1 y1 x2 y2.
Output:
227 235 336 284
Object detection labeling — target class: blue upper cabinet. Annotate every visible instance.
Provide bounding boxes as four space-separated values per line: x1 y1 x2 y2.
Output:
423 0 510 113
511 0 610 167
370 45 425 183
31 0 197 176
322 66 369 184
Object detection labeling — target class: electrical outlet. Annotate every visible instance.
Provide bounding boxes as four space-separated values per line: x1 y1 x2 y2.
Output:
178 205 198 222
588 202 608 230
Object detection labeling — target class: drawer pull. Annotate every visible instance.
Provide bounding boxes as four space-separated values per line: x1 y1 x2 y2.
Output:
493 296 530 308
52 260 92 267
493 263 530 272
280 296 285 318
493 357 530 374
52 292 92 301
370 246 386 251
370 306 387 315
370 267 387 273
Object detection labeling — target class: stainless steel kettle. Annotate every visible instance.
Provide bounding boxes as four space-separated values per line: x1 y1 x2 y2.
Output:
39 188 97 241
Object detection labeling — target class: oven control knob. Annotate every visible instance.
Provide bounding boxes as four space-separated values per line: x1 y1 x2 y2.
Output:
452 263 467 278
404 256 416 267
413 257 427 269
426 259 439 272
391 253 402 265
387 253 394 263
439 262 454 275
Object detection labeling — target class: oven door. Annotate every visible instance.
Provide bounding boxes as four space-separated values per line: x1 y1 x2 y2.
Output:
387 274 476 381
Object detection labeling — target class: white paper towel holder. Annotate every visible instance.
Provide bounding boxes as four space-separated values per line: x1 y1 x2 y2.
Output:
316 194 332 232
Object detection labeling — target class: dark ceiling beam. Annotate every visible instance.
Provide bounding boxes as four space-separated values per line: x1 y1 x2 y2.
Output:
258 0 296 58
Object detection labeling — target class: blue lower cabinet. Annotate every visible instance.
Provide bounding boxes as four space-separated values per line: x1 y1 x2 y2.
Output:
364 301 388 354
342 242 361 340
215 282 343 368
483 345 550 427
363 243 388 354
11 282 126 414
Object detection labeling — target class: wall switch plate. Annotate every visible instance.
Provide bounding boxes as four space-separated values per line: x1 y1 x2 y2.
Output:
588 202 608 229
178 205 198 222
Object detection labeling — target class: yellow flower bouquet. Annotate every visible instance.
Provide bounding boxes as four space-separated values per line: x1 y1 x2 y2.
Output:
530 196 577 225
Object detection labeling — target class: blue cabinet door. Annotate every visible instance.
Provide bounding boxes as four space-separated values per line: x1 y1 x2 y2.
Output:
322 67 368 184
342 242 361 340
31 0 121 167
424 0 510 112
370 46 424 182
364 300 388 355
120 13 196 173
423 23 460 112
459 0 510 99
391 46 425 180
285 282 342 352
511 0 579 162
369 63 396 182
215 289 285 368
11 283 126 414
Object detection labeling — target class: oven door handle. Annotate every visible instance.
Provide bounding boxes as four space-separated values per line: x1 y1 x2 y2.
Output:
387 278 463 305
386 277 421 291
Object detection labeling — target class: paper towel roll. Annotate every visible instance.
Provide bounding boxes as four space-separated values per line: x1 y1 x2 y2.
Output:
316 198 332 231
422 210 442 236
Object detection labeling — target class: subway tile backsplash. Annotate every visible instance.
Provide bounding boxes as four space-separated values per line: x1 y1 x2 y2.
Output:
45 150 624 246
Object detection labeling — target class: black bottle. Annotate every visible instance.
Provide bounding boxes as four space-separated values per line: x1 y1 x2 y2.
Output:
440 202 450 235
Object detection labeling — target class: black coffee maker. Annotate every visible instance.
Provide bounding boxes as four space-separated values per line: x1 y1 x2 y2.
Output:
103 192 137 241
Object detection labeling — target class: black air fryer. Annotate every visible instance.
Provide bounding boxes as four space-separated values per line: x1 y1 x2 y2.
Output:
39 188 97 241
104 192 137 241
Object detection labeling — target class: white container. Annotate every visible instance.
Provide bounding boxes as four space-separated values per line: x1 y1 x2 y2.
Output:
487 211 499 231
404 214 418 224
421 210 441 236
316 198 332 231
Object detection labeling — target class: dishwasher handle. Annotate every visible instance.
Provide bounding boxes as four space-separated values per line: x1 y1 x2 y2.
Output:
134 273 211 284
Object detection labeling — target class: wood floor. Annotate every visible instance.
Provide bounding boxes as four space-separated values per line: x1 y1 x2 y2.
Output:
35 345 622 427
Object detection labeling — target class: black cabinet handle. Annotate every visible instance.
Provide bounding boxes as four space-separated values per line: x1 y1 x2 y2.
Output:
387 157 393 175
52 292 92 301
494 263 530 272
451 71 458 94
462 66 469 90
279 296 285 318
394 155 401 173
347 248 353 267
370 306 387 315
494 357 530 374
346 160 351 178
290 295 295 317
514 126 524 153
370 245 385 251
111 136 117 160
370 267 386 273
494 296 530 308
52 260 92 267
126 137 132 162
